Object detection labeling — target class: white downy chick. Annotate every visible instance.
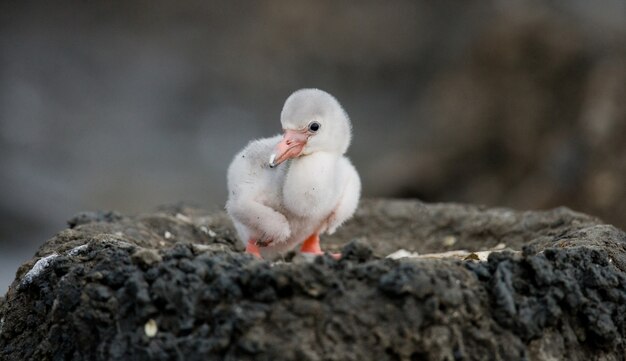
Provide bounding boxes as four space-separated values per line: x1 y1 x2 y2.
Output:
226 89 361 259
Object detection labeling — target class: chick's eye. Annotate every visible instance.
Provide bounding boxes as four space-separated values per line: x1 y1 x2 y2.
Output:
309 121 321 132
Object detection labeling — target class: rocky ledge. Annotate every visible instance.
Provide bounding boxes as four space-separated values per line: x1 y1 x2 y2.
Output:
1 199 625 361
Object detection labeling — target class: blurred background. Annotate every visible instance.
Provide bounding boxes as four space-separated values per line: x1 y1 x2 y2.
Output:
1 0 625 293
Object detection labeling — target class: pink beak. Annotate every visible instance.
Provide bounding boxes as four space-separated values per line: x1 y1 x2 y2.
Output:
269 129 309 168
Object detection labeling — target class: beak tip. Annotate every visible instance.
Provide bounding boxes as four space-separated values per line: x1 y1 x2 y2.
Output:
269 154 277 168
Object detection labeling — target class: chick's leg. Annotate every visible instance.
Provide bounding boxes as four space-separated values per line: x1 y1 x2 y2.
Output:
300 234 341 259
300 233 322 254
227 199 291 249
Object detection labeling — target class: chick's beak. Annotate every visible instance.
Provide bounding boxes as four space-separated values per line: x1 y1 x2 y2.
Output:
269 129 308 168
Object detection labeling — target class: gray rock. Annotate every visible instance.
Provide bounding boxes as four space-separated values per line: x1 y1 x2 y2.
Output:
131 249 163 268
1 199 625 360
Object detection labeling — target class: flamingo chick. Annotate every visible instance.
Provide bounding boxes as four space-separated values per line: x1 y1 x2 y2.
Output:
226 89 361 259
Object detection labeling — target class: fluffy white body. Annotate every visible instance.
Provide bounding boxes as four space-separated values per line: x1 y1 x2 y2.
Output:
226 89 361 258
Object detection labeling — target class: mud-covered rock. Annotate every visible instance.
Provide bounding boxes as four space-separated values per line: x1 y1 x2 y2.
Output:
1 199 625 360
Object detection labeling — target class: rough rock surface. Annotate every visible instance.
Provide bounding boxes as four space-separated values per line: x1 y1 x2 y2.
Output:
1 199 625 361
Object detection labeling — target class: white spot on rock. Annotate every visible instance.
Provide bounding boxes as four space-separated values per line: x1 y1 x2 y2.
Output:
200 226 216 237
175 213 192 223
21 253 59 287
68 244 88 256
144 319 158 338
191 243 229 254
442 236 457 247
386 249 420 259
164 231 172 239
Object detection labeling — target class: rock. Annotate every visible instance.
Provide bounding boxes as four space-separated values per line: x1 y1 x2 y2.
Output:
131 249 162 268
67 211 124 229
1 199 625 360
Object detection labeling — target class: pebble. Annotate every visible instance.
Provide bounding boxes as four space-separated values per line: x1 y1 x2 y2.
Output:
144 319 158 338
386 249 420 259
442 236 457 247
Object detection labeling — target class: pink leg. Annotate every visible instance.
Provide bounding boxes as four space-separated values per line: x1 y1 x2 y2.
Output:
300 233 323 254
300 233 341 259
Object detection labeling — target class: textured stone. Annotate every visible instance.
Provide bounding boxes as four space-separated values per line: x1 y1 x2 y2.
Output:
1 200 625 360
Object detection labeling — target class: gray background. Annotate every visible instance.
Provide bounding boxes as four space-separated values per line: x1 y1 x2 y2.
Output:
1 0 625 294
